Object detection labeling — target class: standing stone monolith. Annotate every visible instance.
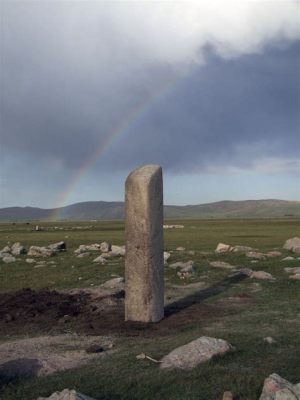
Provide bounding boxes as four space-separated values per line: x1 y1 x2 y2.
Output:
125 164 164 322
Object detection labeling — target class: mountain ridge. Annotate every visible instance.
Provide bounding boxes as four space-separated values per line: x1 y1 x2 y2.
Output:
0 199 299 221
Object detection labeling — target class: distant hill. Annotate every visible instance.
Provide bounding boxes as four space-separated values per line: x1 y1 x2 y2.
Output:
0 199 299 221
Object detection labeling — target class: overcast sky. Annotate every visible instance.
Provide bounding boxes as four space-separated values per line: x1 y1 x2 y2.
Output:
1 0 300 208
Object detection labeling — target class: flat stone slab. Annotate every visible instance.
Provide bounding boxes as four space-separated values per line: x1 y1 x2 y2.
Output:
160 336 233 370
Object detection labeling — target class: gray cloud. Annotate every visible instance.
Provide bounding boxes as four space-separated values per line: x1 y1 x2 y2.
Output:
1 1 300 206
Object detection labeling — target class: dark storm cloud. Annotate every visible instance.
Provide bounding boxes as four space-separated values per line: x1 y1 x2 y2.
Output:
1 1 299 176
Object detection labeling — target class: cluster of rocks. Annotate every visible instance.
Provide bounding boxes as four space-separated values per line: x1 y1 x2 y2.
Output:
0 242 26 263
28 242 66 257
74 242 125 264
169 260 195 278
284 267 300 281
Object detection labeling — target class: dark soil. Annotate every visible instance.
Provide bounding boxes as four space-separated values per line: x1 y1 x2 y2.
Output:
0 275 248 337
0 288 224 337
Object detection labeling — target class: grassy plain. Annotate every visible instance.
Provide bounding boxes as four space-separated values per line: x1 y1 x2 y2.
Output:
0 219 299 400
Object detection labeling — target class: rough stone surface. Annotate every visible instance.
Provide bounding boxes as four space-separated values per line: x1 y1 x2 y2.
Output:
231 245 253 253
222 392 234 400
209 261 235 269
101 277 125 289
111 245 125 256
93 255 107 264
251 271 275 281
125 165 164 323
2 255 16 263
11 242 26 255
160 336 233 370
284 267 300 274
289 274 300 280
28 246 56 257
100 242 111 253
215 243 231 253
259 373 300 400
37 388 96 400
246 251 266 260
283 237 300 253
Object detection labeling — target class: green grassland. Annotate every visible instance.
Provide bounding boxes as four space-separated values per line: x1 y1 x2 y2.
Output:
0 219 299 400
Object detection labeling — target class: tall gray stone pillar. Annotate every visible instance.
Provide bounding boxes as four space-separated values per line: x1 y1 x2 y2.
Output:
125 164 164 322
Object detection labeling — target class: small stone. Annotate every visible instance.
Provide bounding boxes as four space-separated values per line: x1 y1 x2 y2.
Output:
164 251 171 265
284 267 300 274
100 242 111 253
231 245 253 253
11 242 26 255
26 258 36 263
289 274 300 280
283 237 300 253
222 392 233 400
176 246 185 251
76 252 90 258
215 243 231 253
251 271 275 281
209 261 235 269
93 255 107 264
246 251 266 260
169 260 194 270
160 336 233 370
101 277 125 289
2 255 16 263
188 250 195 255
282 257 295 261
267 251 282 258
264 336 276 344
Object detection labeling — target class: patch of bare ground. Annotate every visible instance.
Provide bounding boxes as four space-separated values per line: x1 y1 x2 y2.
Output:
0 274 249 337
0 334 113 382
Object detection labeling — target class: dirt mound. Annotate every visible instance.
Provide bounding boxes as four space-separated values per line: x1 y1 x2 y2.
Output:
0 287 225 337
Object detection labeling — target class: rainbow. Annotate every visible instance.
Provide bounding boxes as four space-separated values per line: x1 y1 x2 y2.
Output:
50 73 182 221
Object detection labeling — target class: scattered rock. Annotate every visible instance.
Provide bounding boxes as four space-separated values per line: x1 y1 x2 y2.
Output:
251 271 275 281
289 274 300 281
11 242 26 255
74 244 101 255
283 237 300 254
101 277 124 289
28 246 56 257
231 245 253 253
1 245 11 253
93 255 107 264
47 241 66 252
264 337 276 344
110 245 125 256
267 251 282 258
170 260 194 270
37 388 96 400
215 243 231 253
176 246 185 251
246 251 266 260
100 242 111 253
2 255 16 263
177 262 195 278
209 261 235 269
284 267 300 274
76 252 90 258
188 250 195 255
160 336 233 370
259 373 300 400
26 258 36 264
222 392 234 400
164 251 171 265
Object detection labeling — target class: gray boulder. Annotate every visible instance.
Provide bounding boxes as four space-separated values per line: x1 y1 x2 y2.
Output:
283 238 300 253
2 255 16 263
259 373 300 400
37 388 96 400
160 336 233 370
11 242 26 255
